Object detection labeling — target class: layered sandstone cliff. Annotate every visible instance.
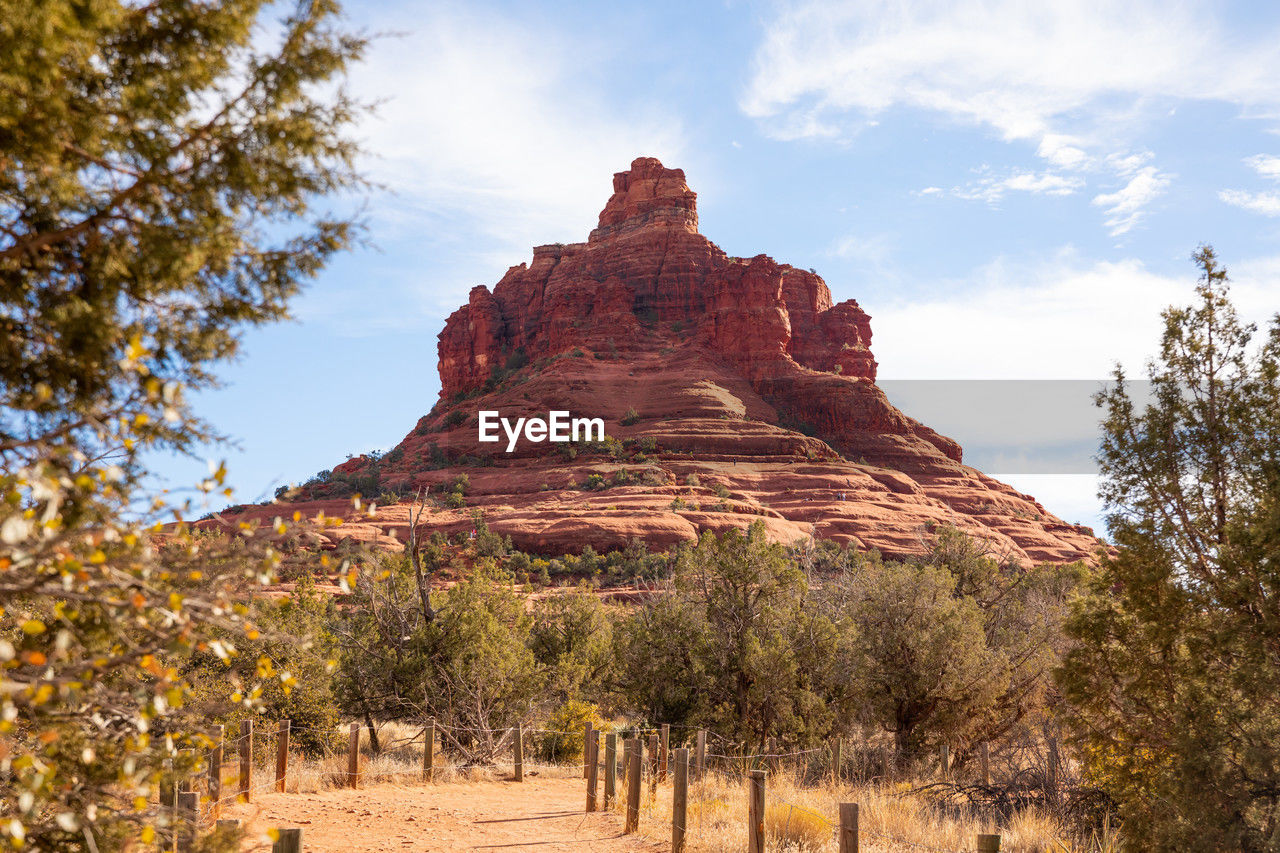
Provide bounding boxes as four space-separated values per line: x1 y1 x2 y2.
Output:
261 158 1098 564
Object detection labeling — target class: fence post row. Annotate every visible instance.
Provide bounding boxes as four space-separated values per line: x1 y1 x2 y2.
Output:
748 770 766 853
695 729 706 781
671 748 689 853
585 730 600 812
831 736 842 784
940 743 950 781
838 803 859 853
207 725 223 819
239 719 253 802
624 738 642 834
347 722 360 789
977 833 1002 852
514 723 524 783
604 732 618 809
276 720 290 793
980 741 990 787
583 721 593 779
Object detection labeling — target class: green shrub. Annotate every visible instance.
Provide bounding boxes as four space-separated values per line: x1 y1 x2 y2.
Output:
621 407 640 426
535 699 606 763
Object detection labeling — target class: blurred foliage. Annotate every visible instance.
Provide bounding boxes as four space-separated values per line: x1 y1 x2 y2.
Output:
0 0 367 846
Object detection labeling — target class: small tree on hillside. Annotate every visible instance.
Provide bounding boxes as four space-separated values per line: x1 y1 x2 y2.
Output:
1058 246 1280 851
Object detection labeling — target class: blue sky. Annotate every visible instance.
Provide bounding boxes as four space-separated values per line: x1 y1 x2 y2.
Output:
161 0 1280 534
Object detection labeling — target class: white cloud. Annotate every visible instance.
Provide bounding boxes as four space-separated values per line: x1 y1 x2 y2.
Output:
1219 154 1280 216
1247 154 1280 180
743 1 1279 231
744 1 1280 147
1037 134 1091 169
952 169 1084 203
1091 166 1171 235
869 248 1279 380
348 4 685 254
1219 189 1280 216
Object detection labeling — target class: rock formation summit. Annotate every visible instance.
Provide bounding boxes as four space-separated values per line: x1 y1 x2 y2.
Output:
275 157 1098 563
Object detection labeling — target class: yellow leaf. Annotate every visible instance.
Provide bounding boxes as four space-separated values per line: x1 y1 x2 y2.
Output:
20 620 45 635
140 826 155 843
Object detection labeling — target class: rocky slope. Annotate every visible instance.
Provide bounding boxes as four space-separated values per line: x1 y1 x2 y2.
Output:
248 158 1098 564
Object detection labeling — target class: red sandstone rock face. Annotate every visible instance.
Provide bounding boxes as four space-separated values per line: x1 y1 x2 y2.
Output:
262 157 1099 565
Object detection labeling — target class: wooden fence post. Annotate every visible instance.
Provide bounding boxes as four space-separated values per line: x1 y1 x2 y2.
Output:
207 725 223 819
695 730 706 781
940 744 950 781
164 758 177 853
624 739 642 834
514 722 524 782
838 803 859 853
831 737 842 784
583 721 593 778
176 791 199 853
423 720 435 783
980 742 990 787
659 724 670 781
621 737 632 800
977 833 1001 852
585 729 600 812
347 722 360 789
671 748 689 853
276 720 290 793
748 770 766 853
238 719 253 802
272 827 302 853
647 732 659 799
604 732 618 809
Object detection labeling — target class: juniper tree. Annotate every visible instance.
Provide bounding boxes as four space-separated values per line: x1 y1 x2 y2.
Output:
0 1 367 847
1058 246 1280 850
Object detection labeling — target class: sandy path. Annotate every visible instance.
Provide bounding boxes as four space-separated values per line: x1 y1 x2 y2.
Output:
223 776 664 852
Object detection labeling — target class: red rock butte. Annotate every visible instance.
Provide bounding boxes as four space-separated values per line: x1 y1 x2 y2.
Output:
247 157 1099 563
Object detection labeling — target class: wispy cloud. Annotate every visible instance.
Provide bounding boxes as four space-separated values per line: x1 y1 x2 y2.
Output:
1220 189 1280 216
743 0 1279 233
1247 154 1280 180
1091 154 1172 236
951 169 1084 204
1219 153 1280 216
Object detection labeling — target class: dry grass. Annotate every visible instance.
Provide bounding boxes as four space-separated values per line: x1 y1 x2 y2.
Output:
616 764 1121 853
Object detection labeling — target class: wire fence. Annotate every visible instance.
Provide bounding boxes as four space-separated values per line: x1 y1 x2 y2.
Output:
166 719 1028 853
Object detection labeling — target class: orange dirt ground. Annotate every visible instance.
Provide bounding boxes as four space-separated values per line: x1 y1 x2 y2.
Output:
224 776 663 852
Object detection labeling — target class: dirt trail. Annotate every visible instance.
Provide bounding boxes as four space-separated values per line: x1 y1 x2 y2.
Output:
224 775 663 852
